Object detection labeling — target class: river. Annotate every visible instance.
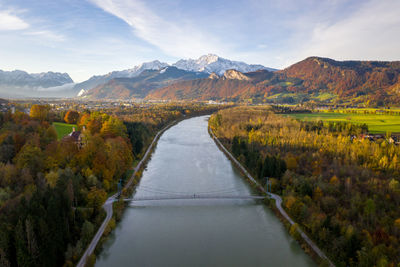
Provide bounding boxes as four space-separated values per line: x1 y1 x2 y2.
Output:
96 116 315 267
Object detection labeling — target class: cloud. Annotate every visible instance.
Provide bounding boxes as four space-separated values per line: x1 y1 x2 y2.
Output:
0 10 29 31
88 0 228 58
24 30 66 42
301 0 400 61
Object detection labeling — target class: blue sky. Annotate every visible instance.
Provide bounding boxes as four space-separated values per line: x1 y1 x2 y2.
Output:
0 0 399 82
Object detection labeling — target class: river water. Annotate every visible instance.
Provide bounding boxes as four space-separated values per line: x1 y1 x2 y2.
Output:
96 116 315 267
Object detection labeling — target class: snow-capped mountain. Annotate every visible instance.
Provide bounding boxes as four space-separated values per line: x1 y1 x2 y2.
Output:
75 55 274 95
82 66 209 100
173 54 275 75
0 69 77 98
77 89 86 97
74 60 169 92
104 60 169 79
0 70 73 88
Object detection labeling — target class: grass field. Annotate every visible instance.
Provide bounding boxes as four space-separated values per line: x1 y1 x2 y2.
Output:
52 122 76 139
286 113 400 133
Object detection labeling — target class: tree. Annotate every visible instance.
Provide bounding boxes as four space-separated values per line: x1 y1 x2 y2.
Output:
14 143 45 176
44 126 58 144
87 187 107 214
64 111 79 124
0 135 15 163
232 136 240 156
30 104 50 121
289 223 301 240
394 218 400 230
100 116 127 138
286 155 298 170
81 221 94 244
364 198 376 216
45 171 59 188
25 217 39 264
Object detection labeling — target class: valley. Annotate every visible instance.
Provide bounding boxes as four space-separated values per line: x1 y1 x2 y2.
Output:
3 55 399 108
2 1 400 266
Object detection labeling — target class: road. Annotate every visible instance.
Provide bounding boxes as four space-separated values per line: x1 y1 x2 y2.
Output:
77 121 176 267
209 128 335 267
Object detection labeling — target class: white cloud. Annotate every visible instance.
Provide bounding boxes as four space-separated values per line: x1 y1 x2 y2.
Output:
301 0 400 61
0 10 29 31
88 0 228 58
24 30 66 42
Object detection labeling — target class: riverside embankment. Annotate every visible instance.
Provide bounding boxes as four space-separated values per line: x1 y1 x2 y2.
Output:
94 116 315 267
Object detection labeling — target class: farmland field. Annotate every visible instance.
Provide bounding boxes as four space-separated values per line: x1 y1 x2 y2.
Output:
286 112 400 133
53 122 76 139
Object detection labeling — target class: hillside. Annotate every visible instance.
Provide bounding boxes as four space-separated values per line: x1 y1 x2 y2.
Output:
82 67 208 100
148 57 400 105
73 60 169 93
147 69 271 101
277 57 400 103
75 54 272 95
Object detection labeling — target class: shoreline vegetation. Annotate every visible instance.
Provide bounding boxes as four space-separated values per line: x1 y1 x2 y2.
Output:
209 106 400 266
209 126 334 266
77 108 225 267
2 102 400 266
0 103 225 267
78 119 178 267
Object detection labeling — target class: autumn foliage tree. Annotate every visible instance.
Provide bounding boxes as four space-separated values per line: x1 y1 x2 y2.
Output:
210 106 400 266
0 103 222 266
30 104 50 121
64 110 80 124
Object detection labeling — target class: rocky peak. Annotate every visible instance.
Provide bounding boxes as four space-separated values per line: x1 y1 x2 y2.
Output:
208 72 220 79
223 69 250 81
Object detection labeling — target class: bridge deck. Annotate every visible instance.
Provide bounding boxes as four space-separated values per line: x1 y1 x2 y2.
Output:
123 195 266 202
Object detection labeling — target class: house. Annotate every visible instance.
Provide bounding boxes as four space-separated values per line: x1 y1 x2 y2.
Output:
64 126 86 148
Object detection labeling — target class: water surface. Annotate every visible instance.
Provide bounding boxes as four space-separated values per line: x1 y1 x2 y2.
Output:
96 116 315 267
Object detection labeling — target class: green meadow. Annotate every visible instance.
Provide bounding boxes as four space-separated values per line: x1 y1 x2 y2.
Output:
52 122 77 139
286 112 400 133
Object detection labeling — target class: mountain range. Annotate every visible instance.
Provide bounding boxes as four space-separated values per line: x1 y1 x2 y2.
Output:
81 67 208 100
1 55 399 106
172 54 275 74
0 54 271 98
0 70 75 98
146 57 400 105
82 56 400 106
74 54 274 95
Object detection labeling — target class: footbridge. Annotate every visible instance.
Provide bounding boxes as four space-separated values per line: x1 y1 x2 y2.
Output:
123 194 266 202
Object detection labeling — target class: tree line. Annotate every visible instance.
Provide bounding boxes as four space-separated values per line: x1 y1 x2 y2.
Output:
209 106 400 267
0 102 224 266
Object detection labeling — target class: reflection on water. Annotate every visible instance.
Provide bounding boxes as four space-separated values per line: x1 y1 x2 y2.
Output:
96 116 315 267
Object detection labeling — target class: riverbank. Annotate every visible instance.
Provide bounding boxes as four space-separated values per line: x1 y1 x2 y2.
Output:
208 127 334 267
94 115 315 267
77 120 178 267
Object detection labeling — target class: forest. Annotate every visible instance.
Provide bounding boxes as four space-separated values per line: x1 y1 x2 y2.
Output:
209 106 400 267
0 102 222 267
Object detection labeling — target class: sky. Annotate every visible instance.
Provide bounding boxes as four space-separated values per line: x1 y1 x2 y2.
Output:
0 0 399 82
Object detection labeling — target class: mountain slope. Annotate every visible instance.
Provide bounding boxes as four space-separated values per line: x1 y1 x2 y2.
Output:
0 70 76 98
82 67 208 100
74 60 168 93
146 69 271 101
75 54 272 95
0 70 73 88
280 57 400 97
147 57 400 105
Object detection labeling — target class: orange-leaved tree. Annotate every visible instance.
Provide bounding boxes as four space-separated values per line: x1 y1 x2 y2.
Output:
64 110 80 124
